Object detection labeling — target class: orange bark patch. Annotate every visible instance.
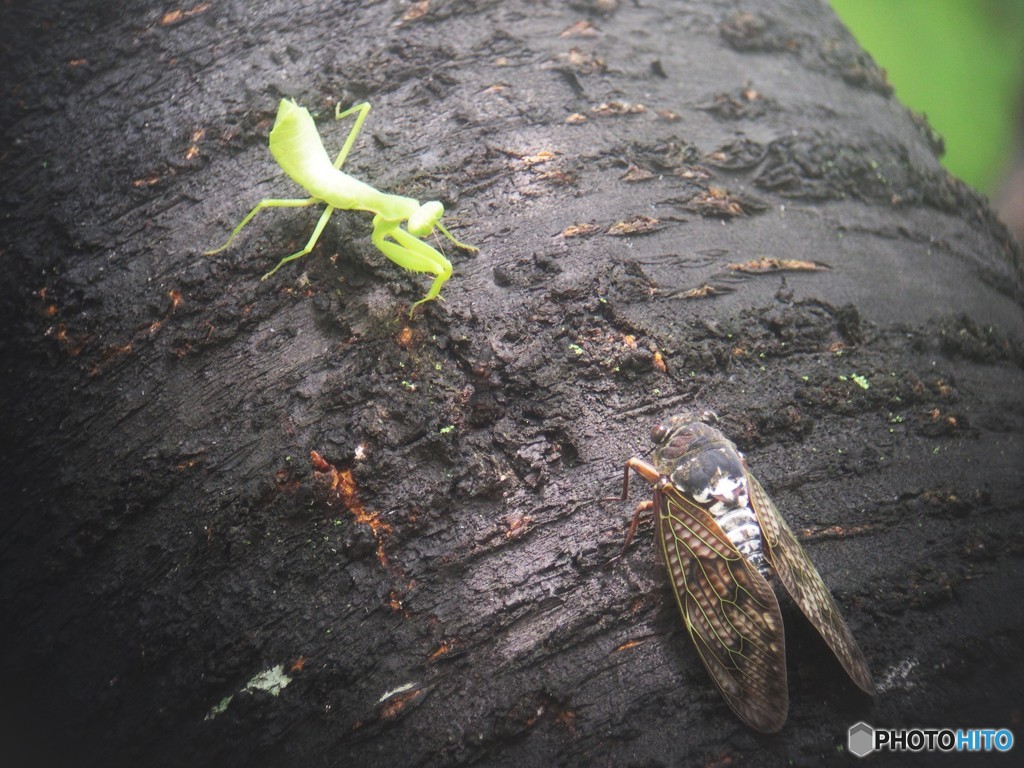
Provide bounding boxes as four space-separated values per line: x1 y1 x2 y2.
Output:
310 451 392 568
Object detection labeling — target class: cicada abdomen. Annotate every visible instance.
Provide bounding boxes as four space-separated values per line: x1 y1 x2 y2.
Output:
617 412 874 732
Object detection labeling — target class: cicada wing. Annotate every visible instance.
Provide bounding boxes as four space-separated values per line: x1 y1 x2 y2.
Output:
656 485 789 733
747 472 875 694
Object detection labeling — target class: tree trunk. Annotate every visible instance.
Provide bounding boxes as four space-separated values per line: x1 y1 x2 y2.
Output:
2 1 1021 766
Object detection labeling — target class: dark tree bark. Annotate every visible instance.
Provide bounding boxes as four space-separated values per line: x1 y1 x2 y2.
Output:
2 1 1022 766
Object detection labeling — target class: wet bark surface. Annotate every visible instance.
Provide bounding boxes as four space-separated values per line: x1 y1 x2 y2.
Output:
2 1 1022 766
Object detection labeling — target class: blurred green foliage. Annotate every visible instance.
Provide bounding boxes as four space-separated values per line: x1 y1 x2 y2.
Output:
831 0 1024 194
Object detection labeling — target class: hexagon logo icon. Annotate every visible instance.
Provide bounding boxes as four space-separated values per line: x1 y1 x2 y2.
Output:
848 721 875 758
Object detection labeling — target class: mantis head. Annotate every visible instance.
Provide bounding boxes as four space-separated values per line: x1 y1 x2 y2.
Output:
407 201 444 237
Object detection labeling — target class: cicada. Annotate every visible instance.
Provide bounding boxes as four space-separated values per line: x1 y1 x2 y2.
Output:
613 412 874 732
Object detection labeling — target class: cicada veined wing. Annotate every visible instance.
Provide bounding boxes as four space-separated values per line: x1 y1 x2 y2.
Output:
654 478 789 732
747 473 875 695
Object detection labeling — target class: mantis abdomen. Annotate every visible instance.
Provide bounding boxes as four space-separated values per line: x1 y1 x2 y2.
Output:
269 99 416 220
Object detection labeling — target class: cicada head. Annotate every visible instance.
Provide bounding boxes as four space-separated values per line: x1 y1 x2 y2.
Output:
649 410 739 485
650 410 718 458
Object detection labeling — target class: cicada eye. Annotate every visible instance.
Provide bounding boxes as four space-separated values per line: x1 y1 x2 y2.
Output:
650 423 670 445
699 409 719 424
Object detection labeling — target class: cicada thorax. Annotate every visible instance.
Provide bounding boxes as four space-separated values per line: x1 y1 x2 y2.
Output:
654 423 770 577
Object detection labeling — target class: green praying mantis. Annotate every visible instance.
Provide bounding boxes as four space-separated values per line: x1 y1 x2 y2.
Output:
206 98 476 314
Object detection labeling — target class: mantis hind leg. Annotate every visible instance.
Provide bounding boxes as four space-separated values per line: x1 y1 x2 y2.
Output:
331 102 372 171
371 218 452 315
261 205 337 280
205 197 317 255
